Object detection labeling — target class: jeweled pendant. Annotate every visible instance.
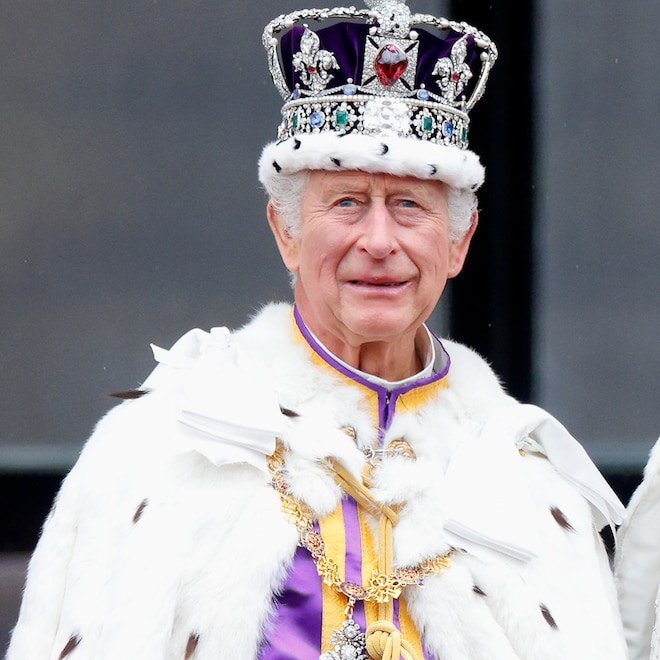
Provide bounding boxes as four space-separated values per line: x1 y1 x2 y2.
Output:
374 44 408 86
319 616 366 660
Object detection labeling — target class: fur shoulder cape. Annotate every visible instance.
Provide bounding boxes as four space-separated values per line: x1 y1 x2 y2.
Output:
7 303 626 660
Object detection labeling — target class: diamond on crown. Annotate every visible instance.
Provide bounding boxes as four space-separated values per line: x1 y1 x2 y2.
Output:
363 98 411 136
365 0 413 38
292 26 340 92
433 34 473 104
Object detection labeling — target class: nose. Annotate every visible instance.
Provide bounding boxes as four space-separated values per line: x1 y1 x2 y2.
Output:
357 201 397 259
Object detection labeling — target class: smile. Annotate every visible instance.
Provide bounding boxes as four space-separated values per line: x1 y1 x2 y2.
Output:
349 280 407 286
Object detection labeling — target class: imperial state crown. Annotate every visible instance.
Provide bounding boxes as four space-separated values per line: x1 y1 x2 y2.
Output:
259 0 497 192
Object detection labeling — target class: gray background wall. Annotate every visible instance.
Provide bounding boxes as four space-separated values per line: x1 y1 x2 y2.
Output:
536 0 660 469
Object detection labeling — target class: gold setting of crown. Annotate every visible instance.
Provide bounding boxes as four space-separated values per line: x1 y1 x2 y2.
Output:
263 0 498 148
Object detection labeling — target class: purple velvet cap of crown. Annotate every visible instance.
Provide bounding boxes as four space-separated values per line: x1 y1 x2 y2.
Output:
280 22 480 101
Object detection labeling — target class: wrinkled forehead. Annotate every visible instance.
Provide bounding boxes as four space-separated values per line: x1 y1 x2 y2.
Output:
298 170 450 215
305 169 447 194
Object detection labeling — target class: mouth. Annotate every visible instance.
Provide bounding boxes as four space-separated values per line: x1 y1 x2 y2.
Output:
347 279 409 288
350 280 406 287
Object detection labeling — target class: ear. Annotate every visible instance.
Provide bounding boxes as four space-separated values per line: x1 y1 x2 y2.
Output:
447 210 479 278
267 202 300 273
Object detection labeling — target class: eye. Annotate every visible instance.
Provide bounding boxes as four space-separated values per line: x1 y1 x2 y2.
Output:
398 199 418 208
337 197 357 207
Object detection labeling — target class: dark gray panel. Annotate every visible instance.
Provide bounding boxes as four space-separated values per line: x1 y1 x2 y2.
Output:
536 0 660 468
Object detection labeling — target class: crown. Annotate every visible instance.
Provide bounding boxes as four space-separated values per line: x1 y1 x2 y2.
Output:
263 0 497 149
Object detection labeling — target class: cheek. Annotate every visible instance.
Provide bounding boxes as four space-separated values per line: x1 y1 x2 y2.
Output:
410 233 450 273
300 230 350 270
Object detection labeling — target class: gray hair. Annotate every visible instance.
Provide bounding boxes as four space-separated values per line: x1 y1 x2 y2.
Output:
266 171 477 242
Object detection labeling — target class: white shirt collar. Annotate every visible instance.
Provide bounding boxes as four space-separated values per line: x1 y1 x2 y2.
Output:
306 325 437 390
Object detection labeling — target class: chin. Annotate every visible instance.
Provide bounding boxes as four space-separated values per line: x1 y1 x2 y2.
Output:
345 313 417 344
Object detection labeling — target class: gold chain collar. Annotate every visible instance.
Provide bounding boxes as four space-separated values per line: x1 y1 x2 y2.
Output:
267 442 453 659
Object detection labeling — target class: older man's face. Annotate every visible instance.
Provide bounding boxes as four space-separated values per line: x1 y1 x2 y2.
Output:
269 170 475 359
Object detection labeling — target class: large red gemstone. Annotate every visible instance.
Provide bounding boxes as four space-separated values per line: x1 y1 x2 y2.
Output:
374 44 408 86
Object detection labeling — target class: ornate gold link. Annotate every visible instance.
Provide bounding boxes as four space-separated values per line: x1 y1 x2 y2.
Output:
267 441 286 472
367 571 402 603
387 438 417 460
280 498 311 531
315 554 341 587
419 552 453 574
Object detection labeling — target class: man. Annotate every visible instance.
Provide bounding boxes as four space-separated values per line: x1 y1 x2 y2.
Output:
7 1 627 658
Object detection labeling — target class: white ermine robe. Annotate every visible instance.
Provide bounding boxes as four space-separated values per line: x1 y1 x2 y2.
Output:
7 303 627 660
